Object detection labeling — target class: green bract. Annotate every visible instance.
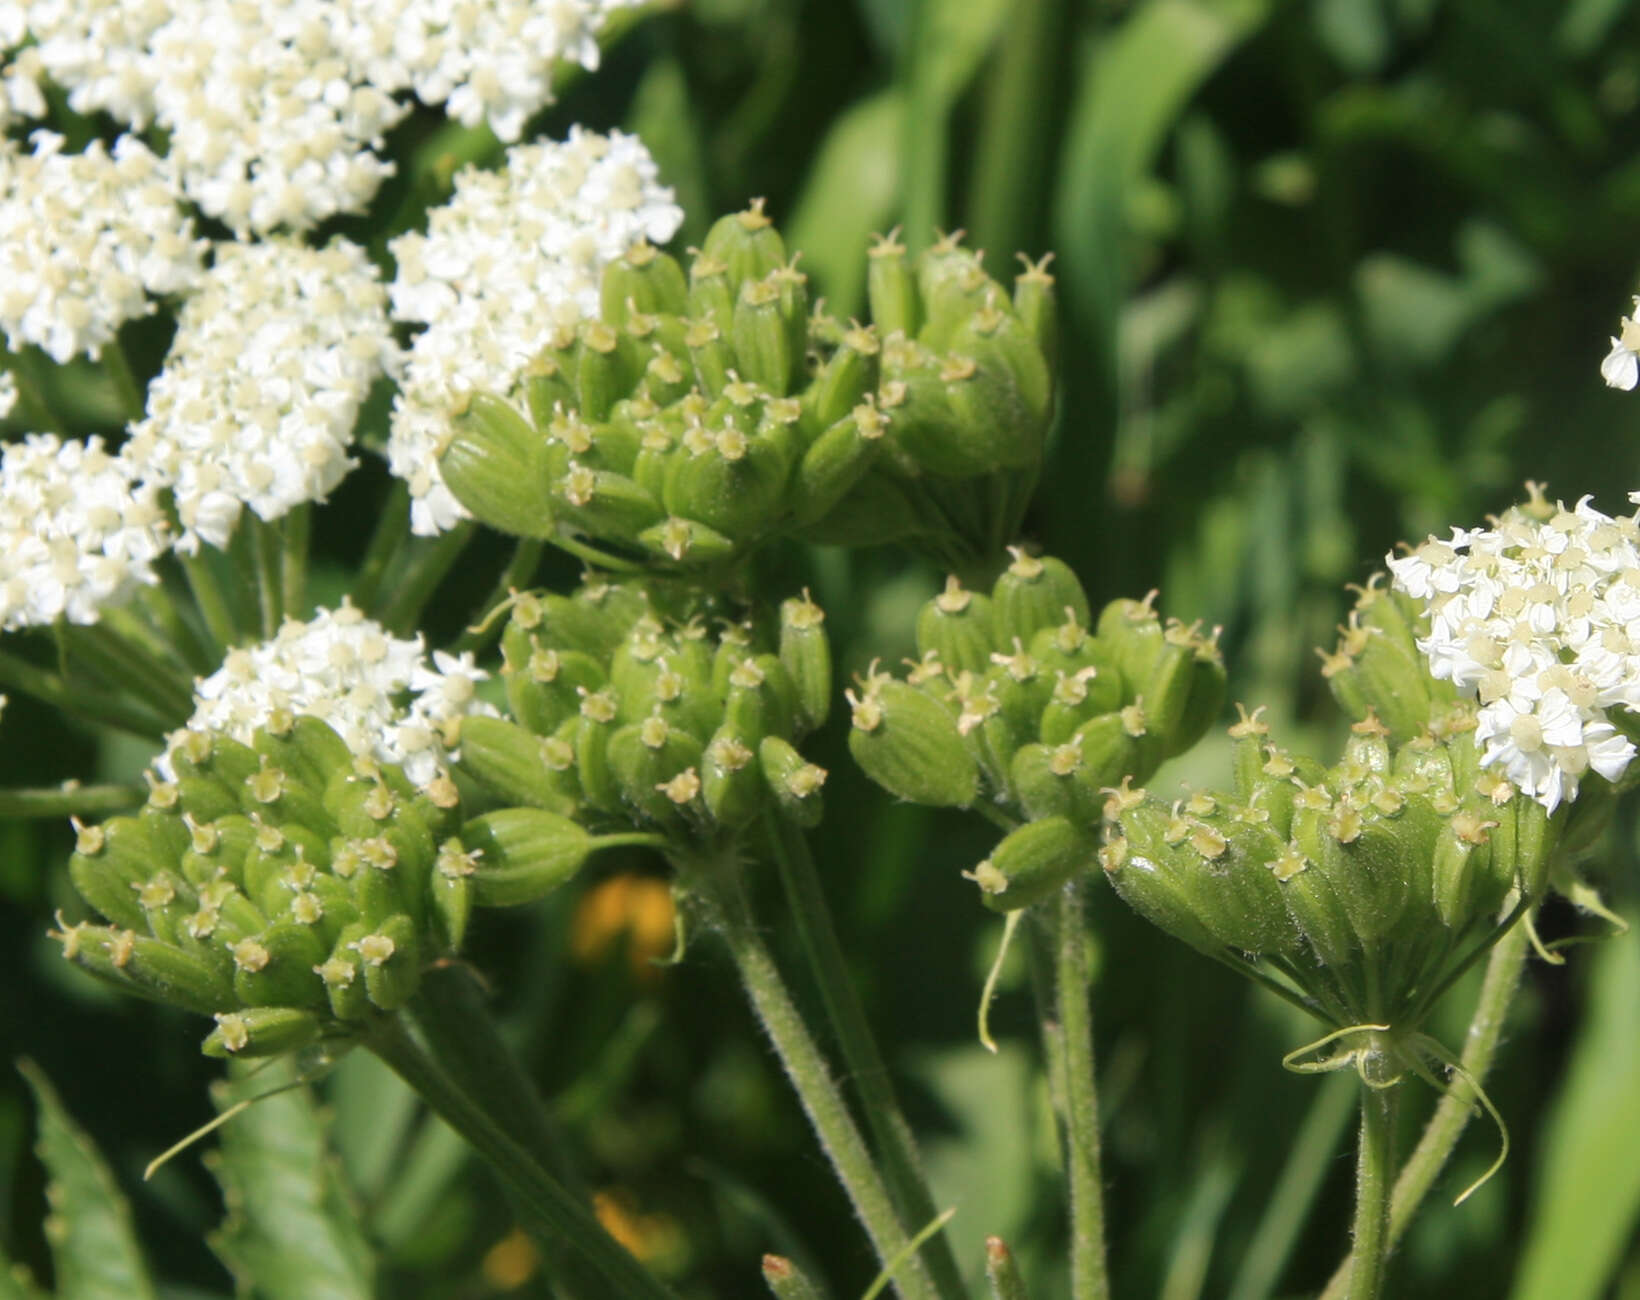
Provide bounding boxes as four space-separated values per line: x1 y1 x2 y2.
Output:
57 717 469 1058
438 209 1058 571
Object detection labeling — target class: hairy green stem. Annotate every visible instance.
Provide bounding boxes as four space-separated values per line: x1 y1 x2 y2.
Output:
0 783 144 818
380 521 477 636
1318 920 1529 1300
363 1013 678 1300
765 813 967 1299
1051 883 1110 1300
1349 1084 1398 1300
687 859 942 1300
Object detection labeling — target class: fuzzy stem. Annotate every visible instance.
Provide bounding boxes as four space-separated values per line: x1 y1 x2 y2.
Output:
280 505 312 619
687 858 942 1300
1317 919 1528 1300
0 783 144 818
363 1013 678 1300
1349 1084 1398 1300
1050 883 1110 1300
179 551 241 656
765 813 968 1299
352 481 413 614
380 521 477 636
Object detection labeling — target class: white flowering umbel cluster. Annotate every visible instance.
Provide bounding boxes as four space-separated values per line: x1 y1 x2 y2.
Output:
1389 489 1640 811
1601 297 1640 391
0 370 16 420
0 435 169 629
163 603 497 790
387 129 683 535
8 0 643 235
123 240 398 553
0 133 207 362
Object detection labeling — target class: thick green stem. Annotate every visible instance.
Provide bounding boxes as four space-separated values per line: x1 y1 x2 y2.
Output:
61 620 194 723
1349 1084 1398 1300
138 583 214 676
179 550 241 656
898 0 946 250
1318 920 1528 1300
280 505 312 619
765 813 967 1299
362 1013 678 1300
0 783 144 818
101 339 147 424
1051 883 1110 1300
688 860 942 1300
380 521 477 635
251 518 284 638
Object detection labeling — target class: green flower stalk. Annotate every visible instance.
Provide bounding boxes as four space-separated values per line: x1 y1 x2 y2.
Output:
438 205 1058 575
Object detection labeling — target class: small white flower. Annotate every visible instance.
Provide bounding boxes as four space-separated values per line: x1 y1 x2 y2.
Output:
161 603 496 791
0 370 16 421
1602 301 1640 391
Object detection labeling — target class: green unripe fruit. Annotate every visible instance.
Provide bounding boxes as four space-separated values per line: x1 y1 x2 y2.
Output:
573 321 643 422
1431 808 1499 929
462 808 594 907
315 932 368 1021
915 577 996 674
848 678 978 808
229 922 326 1009
759 736 827 828
203 1007 324 1059
441 393 556 539
359 913 421 1012
1273 845 1358 969
702 727 765 828
1013 255 1059 380
778 592 832 735
684 317 734 399
660 422 791 539
607 716 703 826
430 839 477 951
457 716 580 814
792 401 888 526
1038 660 1123 746
1099 833 1223 959
792 466 924 547
969 816 1092 912
637 515 739 565
915 234 993 352
702 201 788 296
1097 593 1165 691
688 254 735 336
991 551 1090 647
601 242 690 323
804 324 880 431
867 231 921 338
553 464 664 539
732 270 805 395
523 357 577 430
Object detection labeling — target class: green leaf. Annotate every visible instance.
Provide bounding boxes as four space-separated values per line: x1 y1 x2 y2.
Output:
1510 934 1640 1300
208 1061 374 1300
17 1060 157 1300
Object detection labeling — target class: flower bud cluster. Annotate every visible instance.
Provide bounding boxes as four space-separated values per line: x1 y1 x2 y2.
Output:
1383 486 1640 811
57 715 470 1059
845 553 1225 909
438 206 1058 566
1103 704 1559 1030
451 579 832 903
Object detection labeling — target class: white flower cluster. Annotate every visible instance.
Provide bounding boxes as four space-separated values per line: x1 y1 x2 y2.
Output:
1600 297 1640 391
164 602 496 790
0 434 169 629
0 132 206 362
0 369 16 421
123 239 398 553
1388 490 1640 811
10 0 645 234
387 129 682 535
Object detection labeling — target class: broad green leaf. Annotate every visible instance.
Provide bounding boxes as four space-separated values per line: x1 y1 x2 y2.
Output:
208 1062 374 1300
1510 933 1640 1300
17 1061 156 1300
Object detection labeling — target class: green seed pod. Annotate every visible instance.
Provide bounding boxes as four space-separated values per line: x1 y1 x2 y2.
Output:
176 775 240 825
1096 594 1165 694
970 815 1092 912
1012 254 1059 380
314 934 368 1021
607 716 704 826
573 321 642 422
1099 833 1223 959
792 401 888 527
462 808 594 907
880 346 1003 478
430 839 478 952
848 678 978 808
179 812 257 889
441 392 556 539
639 346 694 407
81 923 235 1016
1009 742 1076 822
132 870 198 946
637 515 739 565
702 727 764 828
1038 661 1124 746
1488 790 1558 903
171 731 263 793
915 234 992 353
732 271 803 395
554 463 665 540
601 242 690 324
358 914 421 1012
241 823 328 919
991 551 1090 647
779 592 831 735
501 634 607 737
522 356 577 429
662 423 792 540
228 922 326 1009
759 736 826 828
253 716 354 796
702 201 788 296
203 1007 324 1060
1138 624 1201 752
684 317 734 399
792 465 925 548
1431 808 1499 929
573 709 622 815
1295 800 1420 948
197 882 270 948
68 834 151 935
1319 613 1432 745
1170 639 1228 759
1273 845 1358 969
867 231 921 337
805 323 881 431
302 874 360 949
688 253 735 336
947 298 1053 437
457 716 579 814
724 653 797 743
916 577 996 675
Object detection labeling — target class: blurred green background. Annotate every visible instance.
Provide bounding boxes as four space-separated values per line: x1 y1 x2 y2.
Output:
6 0 1640 1295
